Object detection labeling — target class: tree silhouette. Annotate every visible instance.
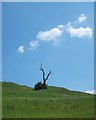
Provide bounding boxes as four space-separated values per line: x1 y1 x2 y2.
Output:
34 64 52 90
40 64 51 89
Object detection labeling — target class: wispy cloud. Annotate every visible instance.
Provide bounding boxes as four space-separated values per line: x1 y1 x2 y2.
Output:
85 90 96 94
29 40 39 50
17 45 24 53
78 14 87 23
37 25 64 46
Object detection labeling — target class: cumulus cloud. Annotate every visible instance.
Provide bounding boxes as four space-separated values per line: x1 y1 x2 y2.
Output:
85 90 96 94
67 24 93 38
37 25 64 46
18 15 93 53
29 40 39 50
78 14 87 23
17 46 24 53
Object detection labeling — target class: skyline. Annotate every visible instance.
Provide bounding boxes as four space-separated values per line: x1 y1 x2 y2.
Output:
2 2 94 94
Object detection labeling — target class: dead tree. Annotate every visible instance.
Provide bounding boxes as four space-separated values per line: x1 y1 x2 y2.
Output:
40 64 51 89
34 64 51 90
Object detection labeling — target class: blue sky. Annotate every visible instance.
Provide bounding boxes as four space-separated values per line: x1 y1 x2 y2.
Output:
2 2 94 93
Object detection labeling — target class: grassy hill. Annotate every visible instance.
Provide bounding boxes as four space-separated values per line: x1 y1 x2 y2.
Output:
2 82 95 118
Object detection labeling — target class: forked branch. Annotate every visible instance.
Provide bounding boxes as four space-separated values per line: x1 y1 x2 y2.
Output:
40 64 52 83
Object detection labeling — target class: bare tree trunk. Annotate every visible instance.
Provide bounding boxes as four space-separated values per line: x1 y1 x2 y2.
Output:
40 64 51 87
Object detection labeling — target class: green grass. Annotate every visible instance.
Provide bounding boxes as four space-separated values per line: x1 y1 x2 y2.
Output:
2 82 95 118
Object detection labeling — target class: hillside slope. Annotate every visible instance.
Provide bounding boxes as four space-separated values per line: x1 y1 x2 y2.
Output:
2 82 95 118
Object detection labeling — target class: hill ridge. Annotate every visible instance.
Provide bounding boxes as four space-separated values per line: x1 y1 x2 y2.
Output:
1 81 94 95
2 81 95 118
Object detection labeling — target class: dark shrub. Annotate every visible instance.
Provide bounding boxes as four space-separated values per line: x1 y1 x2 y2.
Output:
34 82 48 90
42 84 48 89
34 82 42 90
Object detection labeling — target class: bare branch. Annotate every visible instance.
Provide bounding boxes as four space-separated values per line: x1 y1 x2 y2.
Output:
45 70 52 80
40 64 45 81
40 64 43 70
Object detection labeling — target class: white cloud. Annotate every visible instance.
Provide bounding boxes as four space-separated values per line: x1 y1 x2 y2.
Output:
58 25 64 29
65 22 71 28
67 25 93 38
17 46 24 53
37 25 64 46
85 90 96 94
29 40 39 50
78 14 87 23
